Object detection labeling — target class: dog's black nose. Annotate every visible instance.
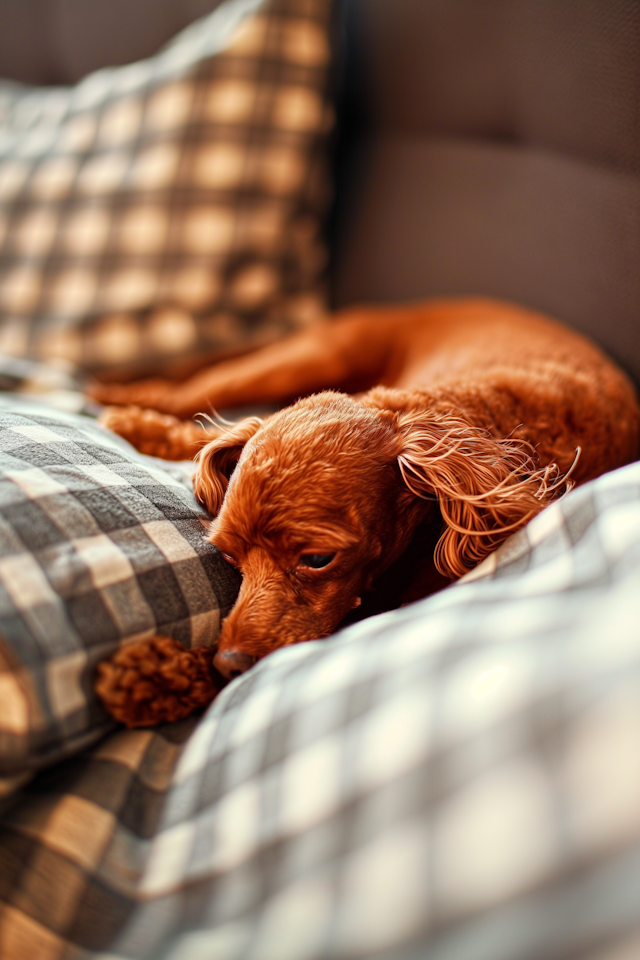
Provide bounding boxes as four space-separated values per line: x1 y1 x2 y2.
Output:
213 650 256 680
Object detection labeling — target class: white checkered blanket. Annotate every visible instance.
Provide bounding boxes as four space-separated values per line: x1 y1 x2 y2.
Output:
1 440 639 960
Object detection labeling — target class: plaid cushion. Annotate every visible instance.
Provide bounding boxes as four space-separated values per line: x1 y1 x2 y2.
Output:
1 459 639 958
0 0 334 376
0 396 239 796
0 717 201 951
0 352 91 417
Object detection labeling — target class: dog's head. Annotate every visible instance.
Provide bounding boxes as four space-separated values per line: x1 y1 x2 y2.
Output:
194 390 560 678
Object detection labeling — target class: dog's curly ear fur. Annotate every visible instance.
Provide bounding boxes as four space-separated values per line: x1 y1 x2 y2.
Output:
193 416 263 515
394 410 572 578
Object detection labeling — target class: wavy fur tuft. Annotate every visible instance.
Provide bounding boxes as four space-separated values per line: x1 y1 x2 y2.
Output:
395 410 578 578
193 415 263 515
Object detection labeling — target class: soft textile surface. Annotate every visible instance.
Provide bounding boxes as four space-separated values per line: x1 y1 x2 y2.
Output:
0 0 333 376
0 397 239 795
0 351 88 414
1 460 639 958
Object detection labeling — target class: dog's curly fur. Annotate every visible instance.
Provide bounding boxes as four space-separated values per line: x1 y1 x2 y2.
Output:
92 299 640 726
94 635 225 726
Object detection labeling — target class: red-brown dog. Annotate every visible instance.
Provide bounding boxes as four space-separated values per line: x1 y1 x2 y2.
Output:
93 299 640 725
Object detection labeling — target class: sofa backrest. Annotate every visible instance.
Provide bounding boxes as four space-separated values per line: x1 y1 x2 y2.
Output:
331 0 640 385
0 0 221 85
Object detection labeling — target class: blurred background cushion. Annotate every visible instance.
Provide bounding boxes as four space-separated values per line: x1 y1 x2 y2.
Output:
0 397 239 795
0 0 334 378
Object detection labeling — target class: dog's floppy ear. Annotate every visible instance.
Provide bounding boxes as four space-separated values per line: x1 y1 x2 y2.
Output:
193 416 263 515
394 410 570 578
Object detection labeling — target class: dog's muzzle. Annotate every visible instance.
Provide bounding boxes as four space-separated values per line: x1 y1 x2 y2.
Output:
213 649 257 680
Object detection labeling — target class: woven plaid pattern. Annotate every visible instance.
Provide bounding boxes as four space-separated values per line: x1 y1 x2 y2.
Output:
0 717 201 954
0 352 90 416
1 459 639 959
0 0 334 376
0 396 239 795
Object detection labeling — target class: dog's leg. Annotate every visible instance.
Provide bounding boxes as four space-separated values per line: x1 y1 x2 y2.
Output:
99 406 212 460
89 311 397 417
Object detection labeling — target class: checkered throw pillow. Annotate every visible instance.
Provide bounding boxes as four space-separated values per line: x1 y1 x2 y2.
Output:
0 397 239 797
0 0 334 376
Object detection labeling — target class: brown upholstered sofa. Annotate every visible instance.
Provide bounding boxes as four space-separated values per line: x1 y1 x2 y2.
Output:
3 0 639 384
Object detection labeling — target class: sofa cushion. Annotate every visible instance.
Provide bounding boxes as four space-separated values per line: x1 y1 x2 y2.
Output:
0 0 334 377
0 397 239 796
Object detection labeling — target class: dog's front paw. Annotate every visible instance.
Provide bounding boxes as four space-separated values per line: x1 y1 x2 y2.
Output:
95 636 225 727
99 405 189 458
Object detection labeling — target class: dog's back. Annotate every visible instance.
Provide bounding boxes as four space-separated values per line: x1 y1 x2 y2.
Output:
360 299 640 483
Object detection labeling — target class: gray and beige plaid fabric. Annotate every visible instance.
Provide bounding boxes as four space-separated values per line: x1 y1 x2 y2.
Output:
0 351 89 415
1 458 639 959
0 0 334 376
0 396 239 796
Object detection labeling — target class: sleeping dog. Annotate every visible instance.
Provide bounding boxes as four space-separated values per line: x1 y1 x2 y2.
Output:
92 298 640 725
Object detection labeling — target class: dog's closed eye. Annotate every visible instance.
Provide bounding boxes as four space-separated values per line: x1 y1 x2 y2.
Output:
298 553 336 569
